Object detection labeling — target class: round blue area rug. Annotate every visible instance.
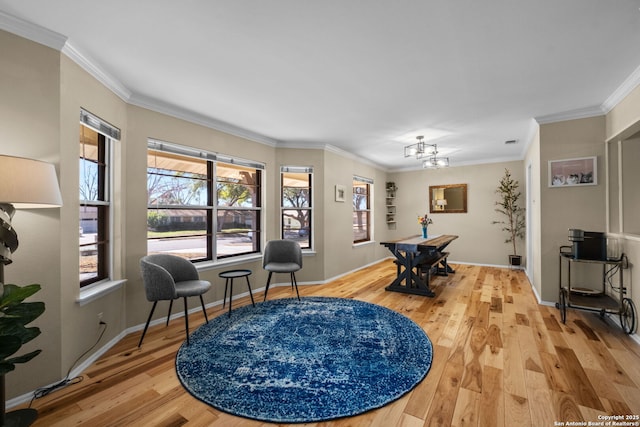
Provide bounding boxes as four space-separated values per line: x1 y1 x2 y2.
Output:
175 296 433 423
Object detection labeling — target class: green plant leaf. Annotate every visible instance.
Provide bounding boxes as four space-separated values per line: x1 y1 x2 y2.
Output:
0 283 44 371
5 349 41 366
0 335 22 359
0 349 42 376
0 319 28 337
0 321 40 345
0 284 41 309
2 301 45 325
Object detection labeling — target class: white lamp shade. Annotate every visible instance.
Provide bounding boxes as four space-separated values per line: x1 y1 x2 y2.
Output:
0 155 63 208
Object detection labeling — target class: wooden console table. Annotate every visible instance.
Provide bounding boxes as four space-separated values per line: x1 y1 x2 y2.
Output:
380 234 458 297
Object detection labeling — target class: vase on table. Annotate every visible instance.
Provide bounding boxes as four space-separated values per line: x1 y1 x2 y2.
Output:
421 226 428 238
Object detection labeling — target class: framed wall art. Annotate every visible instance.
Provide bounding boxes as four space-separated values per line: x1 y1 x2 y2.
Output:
335 184 346 202
548 156 597 187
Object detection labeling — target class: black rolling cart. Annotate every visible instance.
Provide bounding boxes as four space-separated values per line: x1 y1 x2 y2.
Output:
558 245 636 334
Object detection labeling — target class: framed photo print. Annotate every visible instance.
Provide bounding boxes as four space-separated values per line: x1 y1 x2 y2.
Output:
548 156 597 187
335 184 346 202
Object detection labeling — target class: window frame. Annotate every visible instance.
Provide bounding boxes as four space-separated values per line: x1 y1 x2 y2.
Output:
79 110 120 288
280 166 313 250
147 140 264 263
353 176 373 244
215 161 263 259
147 151 213 261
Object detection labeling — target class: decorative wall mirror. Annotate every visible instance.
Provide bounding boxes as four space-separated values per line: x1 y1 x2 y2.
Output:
429 183 467 213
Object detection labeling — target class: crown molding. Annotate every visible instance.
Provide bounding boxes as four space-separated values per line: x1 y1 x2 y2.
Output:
277 141 387 171
0 10 66 50
388 154 526 173
276 141 329 151
0 11 132 101
129 93 279 147
0 10 279 148
62 41 132 102
535 64 640 125
601 63 640 114
534 104 606 124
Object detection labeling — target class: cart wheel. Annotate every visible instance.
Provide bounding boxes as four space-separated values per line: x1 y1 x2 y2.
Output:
559 289 567 324
620 298 637 334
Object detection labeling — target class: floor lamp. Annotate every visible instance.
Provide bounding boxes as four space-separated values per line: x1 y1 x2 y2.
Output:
0 155 62 427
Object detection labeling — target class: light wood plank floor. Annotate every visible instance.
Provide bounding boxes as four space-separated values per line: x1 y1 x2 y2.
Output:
24 261 640 426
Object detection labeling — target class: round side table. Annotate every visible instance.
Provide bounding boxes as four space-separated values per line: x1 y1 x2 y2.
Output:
218 269 255 316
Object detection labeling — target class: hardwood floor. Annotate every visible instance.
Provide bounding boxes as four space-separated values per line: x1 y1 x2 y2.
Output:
24 261 640 426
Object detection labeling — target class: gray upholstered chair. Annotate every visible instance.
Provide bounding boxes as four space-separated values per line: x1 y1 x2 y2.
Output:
139 254 211 346
263 240 302 301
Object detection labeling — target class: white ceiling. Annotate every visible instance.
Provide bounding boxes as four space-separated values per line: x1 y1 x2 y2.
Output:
2 1 640 170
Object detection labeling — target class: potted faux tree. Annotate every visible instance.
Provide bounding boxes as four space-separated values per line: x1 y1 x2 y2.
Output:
492 169 526 266
0 283 44 426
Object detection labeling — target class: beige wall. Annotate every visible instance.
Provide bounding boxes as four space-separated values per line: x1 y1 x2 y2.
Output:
59 53 130 384
538 116 607 302
388 160 525 266
322 150 390 279
0 30 64 397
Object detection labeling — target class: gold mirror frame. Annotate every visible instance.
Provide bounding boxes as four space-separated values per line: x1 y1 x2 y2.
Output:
429 183 467 213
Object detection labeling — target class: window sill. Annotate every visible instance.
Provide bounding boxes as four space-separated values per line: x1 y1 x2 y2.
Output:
195 254 263 272
77 279 127 306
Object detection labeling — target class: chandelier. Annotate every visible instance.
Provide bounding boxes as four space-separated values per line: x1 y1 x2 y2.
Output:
404 135 449 168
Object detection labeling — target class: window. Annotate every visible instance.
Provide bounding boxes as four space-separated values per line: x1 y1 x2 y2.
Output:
79 110 120 287
147 140 263 261
147 150 211 260
281 167 312 249
353 176 373 243
216 163 261 257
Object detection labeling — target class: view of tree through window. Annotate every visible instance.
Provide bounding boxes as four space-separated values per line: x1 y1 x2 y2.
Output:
281 168 312 249
147 145 262 261
147 150 211 260
216 163 261 257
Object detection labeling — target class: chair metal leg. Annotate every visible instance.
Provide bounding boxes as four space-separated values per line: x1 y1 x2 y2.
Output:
199 295 209 323
138 301 158 348
263 272 273 301
183 297 190 345
166 299 174 326
292 272 300 300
